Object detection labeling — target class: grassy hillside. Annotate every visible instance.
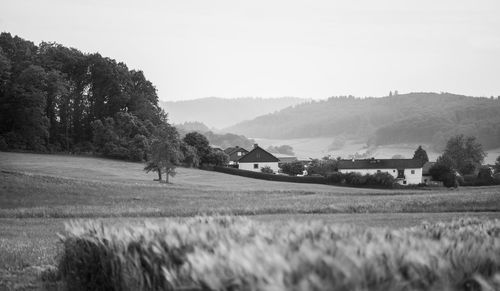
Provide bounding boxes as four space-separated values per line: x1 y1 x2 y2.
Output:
226 93 500 150
161 97 308 129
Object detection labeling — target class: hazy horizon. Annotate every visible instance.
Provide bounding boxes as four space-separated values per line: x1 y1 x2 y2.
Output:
2 0 500 101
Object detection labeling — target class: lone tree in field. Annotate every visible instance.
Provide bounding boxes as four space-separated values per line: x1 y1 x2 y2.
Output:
412 145 429 163
145 124 182 183
440 134 486 175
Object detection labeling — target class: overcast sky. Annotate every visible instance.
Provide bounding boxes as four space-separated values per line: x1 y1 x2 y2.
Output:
2 0 500 101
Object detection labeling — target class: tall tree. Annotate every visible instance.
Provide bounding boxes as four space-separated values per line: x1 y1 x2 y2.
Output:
412 145 429 163
441 135 486 175
183 131 211 164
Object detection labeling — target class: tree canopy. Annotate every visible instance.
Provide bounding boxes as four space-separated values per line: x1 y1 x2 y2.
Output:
441 135 486 175
412 145 429 163
0 32 165 158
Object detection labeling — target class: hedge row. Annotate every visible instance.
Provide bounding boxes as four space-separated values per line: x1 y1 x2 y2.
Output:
211 166 397 188
212 166 327 184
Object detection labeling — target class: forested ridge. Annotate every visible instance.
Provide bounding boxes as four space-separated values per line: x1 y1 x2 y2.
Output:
0 32 168 160
226 93 500 150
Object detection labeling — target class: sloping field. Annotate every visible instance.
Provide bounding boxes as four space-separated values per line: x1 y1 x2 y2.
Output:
0 152 379 193
1 152 500 219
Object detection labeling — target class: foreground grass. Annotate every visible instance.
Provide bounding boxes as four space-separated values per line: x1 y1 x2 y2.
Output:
59 216 500 291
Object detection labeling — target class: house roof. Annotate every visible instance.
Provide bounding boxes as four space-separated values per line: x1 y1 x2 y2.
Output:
338 158 425 170
224 146 249 156
238 146 280 163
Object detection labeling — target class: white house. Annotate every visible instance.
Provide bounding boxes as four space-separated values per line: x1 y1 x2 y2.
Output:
337 158 425 185
237 144 280 173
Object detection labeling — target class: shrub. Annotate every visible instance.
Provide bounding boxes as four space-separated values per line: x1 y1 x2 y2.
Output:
477 167 495 185
366 172 396 186
325 172 344 184
0 136 8 151
280 161 304 176
260 166 274 174
494 173 500 185
213 166 325 184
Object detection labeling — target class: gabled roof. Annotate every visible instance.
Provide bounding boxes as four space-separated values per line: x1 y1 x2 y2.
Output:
223 147 236 154
238 146 280 163
338 158 425 170
224 146 249 156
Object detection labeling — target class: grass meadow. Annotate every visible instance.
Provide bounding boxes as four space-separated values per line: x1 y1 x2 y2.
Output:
0 152 499 290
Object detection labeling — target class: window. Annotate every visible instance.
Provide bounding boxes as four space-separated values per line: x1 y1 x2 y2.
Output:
377 170 381 173
411 170 415 174
254 163 259 169
403 181 407 185
393 170 396 173
237 152 242 156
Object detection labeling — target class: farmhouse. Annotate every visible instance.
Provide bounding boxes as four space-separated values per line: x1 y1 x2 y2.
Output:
224 146 250 165
237 144 280 172
337 158 425 185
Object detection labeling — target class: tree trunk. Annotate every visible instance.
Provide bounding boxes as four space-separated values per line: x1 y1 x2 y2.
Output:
165 170 169 184
157 168 162 182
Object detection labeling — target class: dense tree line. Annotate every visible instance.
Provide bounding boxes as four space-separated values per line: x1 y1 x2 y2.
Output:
0 33 165 160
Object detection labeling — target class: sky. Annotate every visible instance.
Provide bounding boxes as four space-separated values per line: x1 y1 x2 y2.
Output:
1 0 500 101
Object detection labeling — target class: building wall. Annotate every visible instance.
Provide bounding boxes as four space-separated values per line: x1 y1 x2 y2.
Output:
239 162 280 173
339 168 423 185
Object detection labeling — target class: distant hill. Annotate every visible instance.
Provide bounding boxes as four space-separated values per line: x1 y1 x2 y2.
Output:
225 93 500 150
160 97 308 129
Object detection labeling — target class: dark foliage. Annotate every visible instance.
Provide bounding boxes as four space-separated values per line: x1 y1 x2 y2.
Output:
280 161 305 176
205 149 229 166
440 135 486 175
260 166 274 174
212 166 327 184
413 145 429 163
0 32 168 161
212 167 396 188
307 158 338 176
182 131 211 164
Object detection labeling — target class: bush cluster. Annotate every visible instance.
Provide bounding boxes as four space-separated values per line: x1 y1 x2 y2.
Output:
326 171 396 187
213 167 397 188
59 216 500 291
213 166 326 184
